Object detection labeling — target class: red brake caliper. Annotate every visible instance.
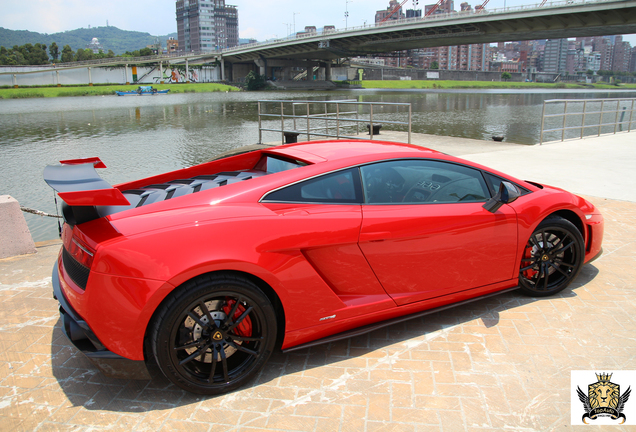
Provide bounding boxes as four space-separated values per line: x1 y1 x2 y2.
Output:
223 299 252 337
523 242 537 280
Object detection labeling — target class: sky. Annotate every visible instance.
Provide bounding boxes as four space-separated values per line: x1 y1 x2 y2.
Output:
1 0 635 45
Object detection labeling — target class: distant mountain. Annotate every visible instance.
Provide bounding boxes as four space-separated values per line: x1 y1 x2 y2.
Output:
0 26 178 54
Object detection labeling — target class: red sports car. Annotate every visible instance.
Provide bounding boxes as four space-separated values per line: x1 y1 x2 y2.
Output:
45 140 603 394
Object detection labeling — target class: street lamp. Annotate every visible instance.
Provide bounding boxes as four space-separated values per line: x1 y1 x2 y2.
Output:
345 0 353 29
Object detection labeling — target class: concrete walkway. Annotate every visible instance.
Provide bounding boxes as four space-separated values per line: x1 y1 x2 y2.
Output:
0 132 635 431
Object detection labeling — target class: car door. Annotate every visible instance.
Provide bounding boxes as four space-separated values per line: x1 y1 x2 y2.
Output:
260 167 395 320
358 159 519 306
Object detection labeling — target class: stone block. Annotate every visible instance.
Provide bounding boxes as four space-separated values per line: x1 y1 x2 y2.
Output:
0 195 37 259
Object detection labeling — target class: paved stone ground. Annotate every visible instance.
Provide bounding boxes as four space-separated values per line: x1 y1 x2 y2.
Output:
0 195 634 431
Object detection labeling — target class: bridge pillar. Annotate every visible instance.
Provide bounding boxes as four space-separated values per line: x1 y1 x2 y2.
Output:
88 67 93 86
282 67 292 80
159 62 164 84
254 58 266 77
125 64 130 85
306 62 314 81
325 62 332 81
220 57 225 81
56 70 61 87
13 74 17 88
186 59 190 83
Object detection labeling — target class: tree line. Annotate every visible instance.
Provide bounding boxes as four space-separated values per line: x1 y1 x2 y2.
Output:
0 42 157 65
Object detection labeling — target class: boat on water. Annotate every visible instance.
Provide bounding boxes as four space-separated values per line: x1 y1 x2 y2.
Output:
116 86 170 96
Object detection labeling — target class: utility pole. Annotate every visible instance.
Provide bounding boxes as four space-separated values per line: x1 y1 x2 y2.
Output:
293 12 300 35
345 0 353 29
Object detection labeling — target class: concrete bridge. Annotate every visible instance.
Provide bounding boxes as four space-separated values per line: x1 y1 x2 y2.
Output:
3 0 636 85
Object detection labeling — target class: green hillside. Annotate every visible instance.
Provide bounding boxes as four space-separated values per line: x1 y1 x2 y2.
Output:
0 26 177 54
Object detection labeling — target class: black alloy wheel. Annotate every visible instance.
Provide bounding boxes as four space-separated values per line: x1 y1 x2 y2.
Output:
151 274 277 394
518 216 584 297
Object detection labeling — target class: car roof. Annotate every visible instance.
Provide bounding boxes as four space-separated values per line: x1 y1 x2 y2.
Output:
266 140 441 164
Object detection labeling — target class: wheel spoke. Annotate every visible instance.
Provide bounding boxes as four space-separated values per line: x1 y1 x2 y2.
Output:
555 240 575 255
223 297 242 326
227 307 253 331
520 263 536 272
208 344 218 382
174 340 205 351
550 233 569 252
187 311 208 329
228 340 258 356
179 343 211 366
547 260 570 277
529 235 541 249
554 260 575 269
198 301 218 330
541 230 548 250
219 343 229 383
542 263 549 291
230 335 263 342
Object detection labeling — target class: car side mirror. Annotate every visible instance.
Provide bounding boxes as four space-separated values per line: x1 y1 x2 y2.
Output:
483 181 520 213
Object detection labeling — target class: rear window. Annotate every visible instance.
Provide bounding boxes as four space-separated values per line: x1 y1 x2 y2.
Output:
254 155 307 173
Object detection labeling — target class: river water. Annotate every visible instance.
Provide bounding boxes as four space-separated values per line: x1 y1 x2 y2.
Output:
1 88 634 242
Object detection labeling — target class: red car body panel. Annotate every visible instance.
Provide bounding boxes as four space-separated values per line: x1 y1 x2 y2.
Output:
50 140 604 362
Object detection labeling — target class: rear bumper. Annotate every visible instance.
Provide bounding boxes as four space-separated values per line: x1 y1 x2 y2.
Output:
52 264 151 380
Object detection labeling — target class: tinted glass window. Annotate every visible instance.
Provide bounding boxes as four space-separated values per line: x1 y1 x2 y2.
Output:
263 168 362 204
360 159 489 204
254 155 306 173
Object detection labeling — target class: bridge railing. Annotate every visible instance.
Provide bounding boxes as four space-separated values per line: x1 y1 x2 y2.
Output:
540 98 636 144
257 100 412 144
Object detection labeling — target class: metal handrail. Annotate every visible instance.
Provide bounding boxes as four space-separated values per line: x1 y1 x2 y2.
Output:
539 98 635 144
258 100 412 144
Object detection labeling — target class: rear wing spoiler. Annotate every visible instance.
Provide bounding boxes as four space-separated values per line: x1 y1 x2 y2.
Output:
43 157 131 206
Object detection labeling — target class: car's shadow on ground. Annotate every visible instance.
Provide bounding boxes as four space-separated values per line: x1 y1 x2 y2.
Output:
51 264 599 412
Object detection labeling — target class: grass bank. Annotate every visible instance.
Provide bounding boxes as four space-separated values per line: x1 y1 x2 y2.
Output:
359 80 636 90
0 83 241 99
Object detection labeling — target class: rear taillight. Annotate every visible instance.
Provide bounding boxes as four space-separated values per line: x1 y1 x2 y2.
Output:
62 224 95 269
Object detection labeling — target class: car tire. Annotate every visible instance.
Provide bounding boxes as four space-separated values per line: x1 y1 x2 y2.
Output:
518 216 584 297
150 273 277 395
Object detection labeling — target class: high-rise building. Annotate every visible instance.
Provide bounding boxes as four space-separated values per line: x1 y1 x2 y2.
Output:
611 36 632 72
425 0 454 15
176 0 239 52
376 0 407 22
543 39 568 73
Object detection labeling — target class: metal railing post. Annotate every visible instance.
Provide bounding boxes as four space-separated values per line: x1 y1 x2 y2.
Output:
580 100 587 139
324 102 328 136
336 103 340 139
258 101 262 144
369 105 374 141
293 103 297 131
280 101 285 144
561 101 568 141
540 101 546 145
306 102 311 141
629 100 635 132
614 100 620 134
408 104 412 144
598 100 604 136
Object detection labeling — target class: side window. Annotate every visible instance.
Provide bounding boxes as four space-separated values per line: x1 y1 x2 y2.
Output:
483 172 530 196
263 168 362 204
360 159 489 204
